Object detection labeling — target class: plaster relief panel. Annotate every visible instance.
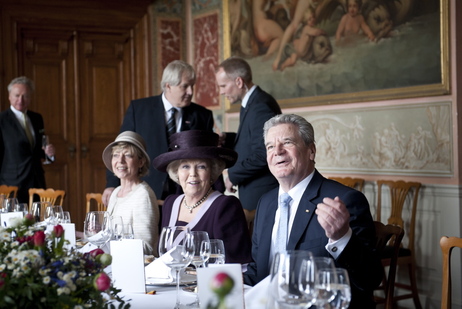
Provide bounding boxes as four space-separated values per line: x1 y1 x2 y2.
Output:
305 102 452 176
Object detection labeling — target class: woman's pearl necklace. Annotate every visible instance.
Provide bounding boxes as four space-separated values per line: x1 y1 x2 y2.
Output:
183 187 212 214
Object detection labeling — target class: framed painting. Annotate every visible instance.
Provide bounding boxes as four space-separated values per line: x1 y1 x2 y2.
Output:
223 0 449 107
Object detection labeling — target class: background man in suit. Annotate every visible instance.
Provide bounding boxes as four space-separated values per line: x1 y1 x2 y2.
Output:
244 114 382 308
215 56 281 230
0 76 55 203
103 60 215 205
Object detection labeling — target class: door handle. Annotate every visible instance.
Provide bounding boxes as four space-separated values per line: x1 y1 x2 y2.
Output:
81 145 88 158
68 144 76 159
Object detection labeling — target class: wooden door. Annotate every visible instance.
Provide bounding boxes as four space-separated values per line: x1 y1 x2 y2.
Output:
18 28 144 230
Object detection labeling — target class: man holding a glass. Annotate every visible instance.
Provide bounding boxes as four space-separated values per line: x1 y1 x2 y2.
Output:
0 76 55 203
244 114 382 308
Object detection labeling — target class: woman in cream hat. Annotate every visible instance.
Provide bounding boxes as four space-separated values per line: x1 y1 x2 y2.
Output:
102 131 159 255
153 130 251 264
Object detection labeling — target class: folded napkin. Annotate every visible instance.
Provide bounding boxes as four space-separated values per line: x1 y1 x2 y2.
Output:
145 256 173 283
244 275 272 309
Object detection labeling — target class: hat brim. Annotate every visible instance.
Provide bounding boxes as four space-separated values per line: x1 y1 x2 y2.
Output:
152 146 237 172
102 139 150 173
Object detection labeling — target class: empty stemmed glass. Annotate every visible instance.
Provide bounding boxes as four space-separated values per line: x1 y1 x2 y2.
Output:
52 205 64 223
328 268 351 309
84 211 113 249
158 226 195 309
3 198 18 213
191 231 210 269
209 239 225 264
268 250 314 309
31 201 51 223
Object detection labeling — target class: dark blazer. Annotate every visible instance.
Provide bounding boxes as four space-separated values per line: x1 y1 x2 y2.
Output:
244 169 383 308
0 108 47 203
106 94 214 199
225 86 281 211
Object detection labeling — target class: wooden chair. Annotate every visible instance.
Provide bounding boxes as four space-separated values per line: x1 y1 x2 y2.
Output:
86 193 105 213
373 221 405 309
0 185 19 198
329 176 365 191
28 188 65 212
440 236 462 309
376 180 422 309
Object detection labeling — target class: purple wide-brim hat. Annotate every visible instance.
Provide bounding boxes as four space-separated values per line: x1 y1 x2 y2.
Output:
152 130 238 172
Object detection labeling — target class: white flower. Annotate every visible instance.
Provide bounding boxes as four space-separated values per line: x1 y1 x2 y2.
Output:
57 286 71 295
8 217 23 228
42 276 51 284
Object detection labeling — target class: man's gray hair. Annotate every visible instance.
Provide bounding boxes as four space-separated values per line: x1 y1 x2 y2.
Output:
263 114 315 146
8 76 35 92
216 57 252 84
160 60 196 92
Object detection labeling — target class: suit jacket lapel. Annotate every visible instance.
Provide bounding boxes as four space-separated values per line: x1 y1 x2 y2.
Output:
287 170 323 249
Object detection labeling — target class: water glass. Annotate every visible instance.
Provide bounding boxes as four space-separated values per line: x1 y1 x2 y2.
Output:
15 203 29 216
268 250 315 309
209 239 225 264
84 211 113 248
123 223 134 239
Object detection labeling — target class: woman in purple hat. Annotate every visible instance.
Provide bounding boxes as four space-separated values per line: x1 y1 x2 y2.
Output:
152 130 252 264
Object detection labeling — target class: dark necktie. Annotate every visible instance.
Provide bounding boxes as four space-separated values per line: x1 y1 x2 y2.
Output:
167 108 177 138
22 112 34 147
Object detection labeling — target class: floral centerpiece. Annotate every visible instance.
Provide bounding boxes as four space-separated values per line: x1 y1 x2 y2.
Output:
0 214 130 309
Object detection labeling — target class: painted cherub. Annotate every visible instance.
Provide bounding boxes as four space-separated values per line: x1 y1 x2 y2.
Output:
336 0 375 43
278 7 328 71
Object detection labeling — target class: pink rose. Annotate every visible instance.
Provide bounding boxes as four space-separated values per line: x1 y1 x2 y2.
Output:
93 272 111 291
24 213 34 224
33 231 46 247
53 225 64 238
210 272 234 298
89 248 105 258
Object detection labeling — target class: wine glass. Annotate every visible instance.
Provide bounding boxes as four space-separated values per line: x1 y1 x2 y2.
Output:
191 231 210 269
209 239 225 264
298 257 318 308
268 250 314 309
43 205 56 225
3 198 18 213
312 257 336 308
158 226 195 309
111 216 124 241
52 205 64 223
42 135 51 164
62 211 71 223
15 203 29 216
84 211 113 248
329 268 351 309
123 223 134 239
315 268 339 307
31 201 51 223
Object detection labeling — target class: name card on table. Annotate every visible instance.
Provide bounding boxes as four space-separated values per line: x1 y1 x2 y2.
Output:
110 239 146 294
197 263 244 309
61 223 76 249
0 212 23 228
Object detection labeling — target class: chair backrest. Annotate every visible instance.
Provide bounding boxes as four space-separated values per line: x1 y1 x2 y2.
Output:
329 177 365 192
376 180 421 253
0 185 19 198
86 193 105 213
374 221 405 309
28 188 66 211
440 236 462 309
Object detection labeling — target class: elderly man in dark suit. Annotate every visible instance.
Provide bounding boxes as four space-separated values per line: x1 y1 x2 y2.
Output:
244 114 383 308
215 56 281 230
0 76 55 203
103 60 215 205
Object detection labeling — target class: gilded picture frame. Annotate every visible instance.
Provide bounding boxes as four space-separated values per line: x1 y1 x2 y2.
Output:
223 0 449 108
